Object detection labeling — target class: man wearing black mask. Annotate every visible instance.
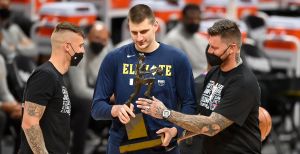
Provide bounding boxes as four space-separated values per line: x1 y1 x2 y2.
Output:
20 22 85 154
68 21 112 154
163 4 208 77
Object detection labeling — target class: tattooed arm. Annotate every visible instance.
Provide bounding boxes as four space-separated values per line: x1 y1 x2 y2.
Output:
137 97 233 137
21 101 48 154
169 111 233 137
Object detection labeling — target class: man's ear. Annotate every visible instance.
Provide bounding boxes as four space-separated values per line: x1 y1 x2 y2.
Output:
64 42 71 54
230 44 237 54
153 20 159 32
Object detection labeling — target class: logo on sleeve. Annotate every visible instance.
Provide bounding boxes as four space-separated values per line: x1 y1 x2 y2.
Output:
61 86 71 115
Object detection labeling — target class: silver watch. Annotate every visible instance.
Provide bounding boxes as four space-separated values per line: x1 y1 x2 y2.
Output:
162 109 171 119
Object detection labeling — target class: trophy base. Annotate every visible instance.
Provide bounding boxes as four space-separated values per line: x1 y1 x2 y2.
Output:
125 113 148 140
119 138 162 153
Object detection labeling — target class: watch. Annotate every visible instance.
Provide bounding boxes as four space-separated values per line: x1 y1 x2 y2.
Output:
162 109 171 119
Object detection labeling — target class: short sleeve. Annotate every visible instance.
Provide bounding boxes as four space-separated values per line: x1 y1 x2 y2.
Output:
24 70 56 106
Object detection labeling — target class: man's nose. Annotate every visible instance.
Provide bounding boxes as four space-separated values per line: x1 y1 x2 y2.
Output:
136 33 143 41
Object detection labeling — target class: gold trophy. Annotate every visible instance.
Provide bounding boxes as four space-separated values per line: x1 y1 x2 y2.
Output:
119 54 163 153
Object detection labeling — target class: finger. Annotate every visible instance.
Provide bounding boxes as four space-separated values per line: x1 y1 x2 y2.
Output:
137 105 149 111
158 133 165 146
137 98 151 104
152 96 159 102
140 109 147 114
118 112 128 123
136 104 142 109
162 134 171 146
125 104 136 118
156 128 167 134
136 100 147 106
120 107 130 121
130 103 135 110
119 117 128 124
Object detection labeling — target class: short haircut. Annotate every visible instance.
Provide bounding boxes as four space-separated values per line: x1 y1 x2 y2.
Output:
208 19 242 48
53 22 84 38
182 4 200 17
128 4 155 24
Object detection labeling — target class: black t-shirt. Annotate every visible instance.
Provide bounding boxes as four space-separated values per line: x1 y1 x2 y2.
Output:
19 61 71 154
199 64 261 154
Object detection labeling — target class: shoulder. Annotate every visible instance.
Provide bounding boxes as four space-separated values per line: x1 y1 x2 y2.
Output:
240 64 259 87
30 62 58 82
228 64 259 90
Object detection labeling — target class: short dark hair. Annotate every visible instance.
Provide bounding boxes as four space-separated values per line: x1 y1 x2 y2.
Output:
54 22 84 38
182 4 200 17
128 4 155 24
208 19 242 48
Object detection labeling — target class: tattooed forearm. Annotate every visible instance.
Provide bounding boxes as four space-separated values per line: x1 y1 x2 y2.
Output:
178 130 198 142
168 111 233 137
24 125 48 154
22 101 47 153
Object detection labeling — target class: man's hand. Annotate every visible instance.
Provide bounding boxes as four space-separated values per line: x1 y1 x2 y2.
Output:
9 103 22 119
136 96 167 119
1 102 20 114
157 127 177 146
111 103 135 124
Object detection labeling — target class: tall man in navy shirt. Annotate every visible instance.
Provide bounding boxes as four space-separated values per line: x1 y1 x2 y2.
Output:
91 4 196 154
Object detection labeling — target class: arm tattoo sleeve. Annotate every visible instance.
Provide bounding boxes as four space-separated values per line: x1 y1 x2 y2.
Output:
23 102 48 154
24 125 48 154
169 111 233 137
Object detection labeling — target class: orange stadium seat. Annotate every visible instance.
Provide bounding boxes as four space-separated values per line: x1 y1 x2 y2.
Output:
203 0 257 19
111 0 131 9
263 34 300 77
30 2 97 55
267 16 300 40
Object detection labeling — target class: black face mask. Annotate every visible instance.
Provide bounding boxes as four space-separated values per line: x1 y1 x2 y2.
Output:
89 42 104 54
0 8 10 20
206 45 230 66
206 52 223 66
184 23 199 34
69 44 83 66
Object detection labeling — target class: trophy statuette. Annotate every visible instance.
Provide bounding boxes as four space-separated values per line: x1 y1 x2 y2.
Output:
120 53 163 153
